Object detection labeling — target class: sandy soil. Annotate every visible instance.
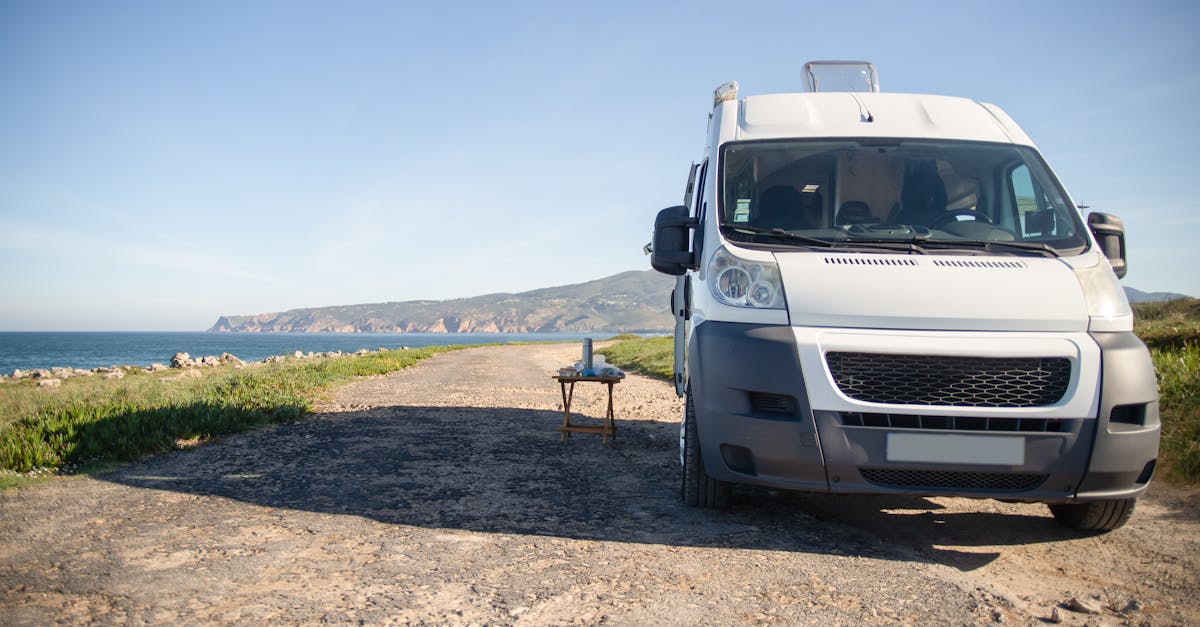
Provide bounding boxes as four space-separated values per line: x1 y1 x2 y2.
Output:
1 342 1197 625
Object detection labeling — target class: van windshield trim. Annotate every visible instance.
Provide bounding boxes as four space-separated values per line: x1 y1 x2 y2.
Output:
716 137 1090 256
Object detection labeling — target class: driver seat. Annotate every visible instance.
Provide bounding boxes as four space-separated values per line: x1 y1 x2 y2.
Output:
893 172 947 226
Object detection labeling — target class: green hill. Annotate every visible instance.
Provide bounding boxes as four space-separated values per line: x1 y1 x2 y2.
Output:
209 270 675 334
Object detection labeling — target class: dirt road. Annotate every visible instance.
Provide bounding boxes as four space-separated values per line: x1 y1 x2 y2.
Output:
2 343 1197 624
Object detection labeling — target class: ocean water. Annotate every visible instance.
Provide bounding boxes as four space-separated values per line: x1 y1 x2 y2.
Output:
0 332 600 374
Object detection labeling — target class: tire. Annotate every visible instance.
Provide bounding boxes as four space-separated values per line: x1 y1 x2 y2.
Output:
1048 498 1136 532
681 385 730 509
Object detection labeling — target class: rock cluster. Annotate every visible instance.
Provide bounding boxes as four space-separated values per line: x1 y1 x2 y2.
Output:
169 352 247 369
8 346 403 386
260 348 385 364
6 365 123 385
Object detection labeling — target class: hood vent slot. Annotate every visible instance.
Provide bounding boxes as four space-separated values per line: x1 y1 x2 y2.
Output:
932 259 1028 269
823 257 918 266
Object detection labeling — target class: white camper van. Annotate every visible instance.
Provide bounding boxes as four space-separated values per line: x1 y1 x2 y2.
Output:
650 62 1159 531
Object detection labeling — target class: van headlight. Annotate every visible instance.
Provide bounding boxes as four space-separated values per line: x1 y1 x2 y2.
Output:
707 246 786 309
1073 254 1133 332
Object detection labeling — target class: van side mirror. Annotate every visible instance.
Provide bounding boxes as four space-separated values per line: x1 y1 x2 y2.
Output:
650 205 697 275
1087 212 1127 279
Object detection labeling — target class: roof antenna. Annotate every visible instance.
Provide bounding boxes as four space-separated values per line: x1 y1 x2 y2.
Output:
851 93 875 123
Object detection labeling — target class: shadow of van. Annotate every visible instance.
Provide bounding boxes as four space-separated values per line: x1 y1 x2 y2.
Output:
100 402 1088 571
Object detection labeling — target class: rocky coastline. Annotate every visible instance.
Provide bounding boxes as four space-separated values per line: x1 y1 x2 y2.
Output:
2 347 407 387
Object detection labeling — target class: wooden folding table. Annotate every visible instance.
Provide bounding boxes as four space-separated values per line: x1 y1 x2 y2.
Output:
552 374 622 446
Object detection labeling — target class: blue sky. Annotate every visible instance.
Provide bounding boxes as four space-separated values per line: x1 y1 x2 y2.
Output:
1 0 1197 331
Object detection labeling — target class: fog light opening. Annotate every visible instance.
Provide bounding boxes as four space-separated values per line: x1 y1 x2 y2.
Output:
720 444 757 476
1136 459 1156 484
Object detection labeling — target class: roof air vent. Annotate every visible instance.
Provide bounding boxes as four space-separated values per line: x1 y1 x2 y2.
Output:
803 61 879 93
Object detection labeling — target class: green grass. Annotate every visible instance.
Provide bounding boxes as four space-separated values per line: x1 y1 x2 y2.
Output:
600 299 1200 485
1134 299 1200 482
597 336 673 381
1132 298 1200 351
1151 342 1200 481
0 347 457 476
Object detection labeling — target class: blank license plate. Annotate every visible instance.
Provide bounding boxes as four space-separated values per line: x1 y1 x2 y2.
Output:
886 433 1025 466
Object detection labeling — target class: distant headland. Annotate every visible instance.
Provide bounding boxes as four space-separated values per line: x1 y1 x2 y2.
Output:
208 270 676 334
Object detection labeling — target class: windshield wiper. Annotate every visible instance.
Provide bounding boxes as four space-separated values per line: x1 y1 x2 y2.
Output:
723 224 845 247
840 237 930 255
919 239 1061 258
724 225 932 255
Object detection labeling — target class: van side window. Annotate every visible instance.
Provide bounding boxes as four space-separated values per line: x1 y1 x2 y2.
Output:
693 159 708 254
682 163 699 208
1010 164 1058 238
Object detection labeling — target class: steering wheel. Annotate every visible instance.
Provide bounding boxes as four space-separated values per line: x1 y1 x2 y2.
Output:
930 208 992 229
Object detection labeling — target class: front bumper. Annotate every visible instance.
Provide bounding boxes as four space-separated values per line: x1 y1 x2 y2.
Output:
687 321 1159 501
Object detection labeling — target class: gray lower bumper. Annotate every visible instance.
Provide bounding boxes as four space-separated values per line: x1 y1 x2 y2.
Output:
687 322 1160 501
1075 332 1160 499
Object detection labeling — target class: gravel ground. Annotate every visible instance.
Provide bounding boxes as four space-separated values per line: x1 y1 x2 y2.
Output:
1 342 1197 625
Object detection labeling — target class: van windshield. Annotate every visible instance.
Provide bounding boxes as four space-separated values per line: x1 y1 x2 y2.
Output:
719 139 1089 255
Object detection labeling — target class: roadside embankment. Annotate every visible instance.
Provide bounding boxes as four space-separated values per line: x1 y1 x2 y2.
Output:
0 346 459 487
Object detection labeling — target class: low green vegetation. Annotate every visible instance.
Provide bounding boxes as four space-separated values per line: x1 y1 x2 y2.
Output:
597 335 673 381
1133 299 1200 482
0 347 457 481
1131 298 1200 351
601 300 1200 484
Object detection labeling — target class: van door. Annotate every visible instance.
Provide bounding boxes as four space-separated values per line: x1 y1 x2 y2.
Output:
672 161 705 396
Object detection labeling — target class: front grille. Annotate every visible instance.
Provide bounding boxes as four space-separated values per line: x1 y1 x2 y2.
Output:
826 352 1071 407
840 412 1073 433
860 468 1048 492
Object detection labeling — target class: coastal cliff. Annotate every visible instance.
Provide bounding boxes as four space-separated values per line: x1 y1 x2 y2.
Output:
208 270 675 333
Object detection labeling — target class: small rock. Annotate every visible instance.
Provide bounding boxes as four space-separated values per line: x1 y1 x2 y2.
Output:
401 346 410 350
199 355 220 367
170 352 193 368
378 347 389 352
219 352 244 365
1048 606 1062 623
103 370 125 380
50 367 73 378
293 350 303 358
1065 597 1101 615
30 369 51 379
36 378 62 388
1120 598 1143 613
147 363 169 372
355 349 369 355
11 368 25 379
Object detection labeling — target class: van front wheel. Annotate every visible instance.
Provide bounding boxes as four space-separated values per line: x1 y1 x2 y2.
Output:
682 385 730 509
1048 498 1136 532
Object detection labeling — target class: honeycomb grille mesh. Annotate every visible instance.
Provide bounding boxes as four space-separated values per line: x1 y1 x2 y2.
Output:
826 352 1071 407
859 468 1048 492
